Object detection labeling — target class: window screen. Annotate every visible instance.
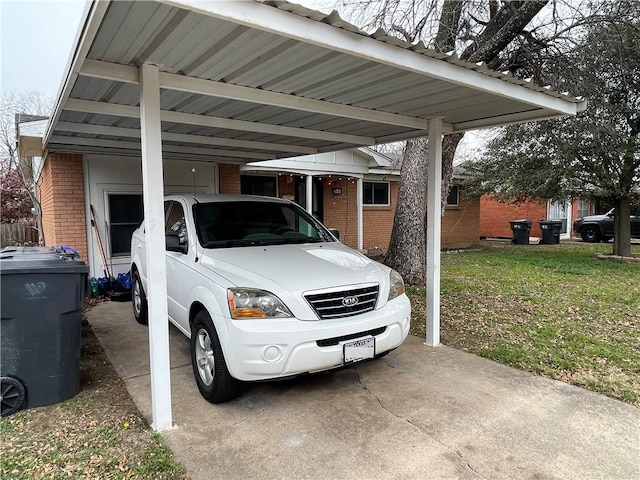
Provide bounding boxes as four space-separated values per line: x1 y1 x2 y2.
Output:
363 182 389 205
240 175 277 197
447 186 459 206
109 194 143 256
577 199 590 218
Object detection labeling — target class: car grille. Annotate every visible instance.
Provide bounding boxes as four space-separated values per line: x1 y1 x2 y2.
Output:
304 284 379 319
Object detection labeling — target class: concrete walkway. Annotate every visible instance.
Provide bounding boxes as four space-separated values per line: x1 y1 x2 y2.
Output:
87 301 639 480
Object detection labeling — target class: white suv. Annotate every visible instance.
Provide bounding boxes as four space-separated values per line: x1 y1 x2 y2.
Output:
130 194 411 403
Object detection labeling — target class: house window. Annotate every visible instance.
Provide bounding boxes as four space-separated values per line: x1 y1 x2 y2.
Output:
108 194 143 256
241 175 277 197
447 186 459 207
363 181 389 205
577 199 590 218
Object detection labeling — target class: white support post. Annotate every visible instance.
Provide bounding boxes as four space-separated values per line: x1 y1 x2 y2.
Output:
426 118 443 347
356 177 363 251
139 63 173 431
305 174 313 215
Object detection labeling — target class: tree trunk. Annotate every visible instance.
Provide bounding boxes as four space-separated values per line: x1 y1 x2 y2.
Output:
381 0 550 282
440 133 464 215
613 197 631 257
384 138 428 285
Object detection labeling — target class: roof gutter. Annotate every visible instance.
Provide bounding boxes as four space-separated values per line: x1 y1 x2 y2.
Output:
44 0 111 148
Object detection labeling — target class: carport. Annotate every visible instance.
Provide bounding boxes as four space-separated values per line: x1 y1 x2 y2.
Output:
43 0 585 431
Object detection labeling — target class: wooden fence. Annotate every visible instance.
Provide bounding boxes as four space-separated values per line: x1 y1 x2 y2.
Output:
1 222 39 247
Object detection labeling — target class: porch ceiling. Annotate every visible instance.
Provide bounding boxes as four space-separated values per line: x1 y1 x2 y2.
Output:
44 0 585 162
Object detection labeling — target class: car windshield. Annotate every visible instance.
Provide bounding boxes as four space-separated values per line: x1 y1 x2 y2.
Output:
193 200 336 248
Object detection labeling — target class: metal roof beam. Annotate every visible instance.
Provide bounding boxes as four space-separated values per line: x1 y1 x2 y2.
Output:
80 59 431 130
49 135 275 160
55 121 318 154
64 98 374 145
453 110 567 132
168 0 585 117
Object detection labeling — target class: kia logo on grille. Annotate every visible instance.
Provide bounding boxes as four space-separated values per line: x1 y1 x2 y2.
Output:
342 296 359 307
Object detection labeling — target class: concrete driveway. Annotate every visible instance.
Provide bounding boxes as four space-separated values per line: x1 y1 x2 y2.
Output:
87 302 639 480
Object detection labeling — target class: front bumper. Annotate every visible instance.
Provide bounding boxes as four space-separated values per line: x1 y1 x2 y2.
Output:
218 294 411 381
572 220 582 234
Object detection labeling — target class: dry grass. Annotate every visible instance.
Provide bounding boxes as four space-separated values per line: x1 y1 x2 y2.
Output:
0 300 187 480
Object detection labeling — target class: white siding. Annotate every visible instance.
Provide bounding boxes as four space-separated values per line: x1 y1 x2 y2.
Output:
84 154 217 277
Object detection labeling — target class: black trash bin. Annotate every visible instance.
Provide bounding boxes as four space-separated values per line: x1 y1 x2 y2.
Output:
539 220 564 245
509 219 532 245
0 247 88 416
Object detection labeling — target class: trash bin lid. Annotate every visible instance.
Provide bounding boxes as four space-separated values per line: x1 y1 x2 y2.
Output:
0 249 88 275
0 246 79 257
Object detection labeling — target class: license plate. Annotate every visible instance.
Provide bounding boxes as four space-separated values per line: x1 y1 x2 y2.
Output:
343 336 375 364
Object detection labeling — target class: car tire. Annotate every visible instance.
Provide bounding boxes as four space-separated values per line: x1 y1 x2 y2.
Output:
190 310 241 404
132 271 148 325
580 226 601 243
1 376 26 417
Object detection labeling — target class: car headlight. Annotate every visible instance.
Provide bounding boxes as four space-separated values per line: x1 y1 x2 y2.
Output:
227 288 293 319
387 269 405 301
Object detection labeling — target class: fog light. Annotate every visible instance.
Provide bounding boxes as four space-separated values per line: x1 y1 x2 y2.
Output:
263 345 282 362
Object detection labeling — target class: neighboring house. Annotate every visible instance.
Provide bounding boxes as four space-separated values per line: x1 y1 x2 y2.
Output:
479 195 599 240
18 119 480 278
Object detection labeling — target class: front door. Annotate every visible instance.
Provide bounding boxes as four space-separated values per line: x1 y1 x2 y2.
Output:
549 200 571 238
295 177 324 222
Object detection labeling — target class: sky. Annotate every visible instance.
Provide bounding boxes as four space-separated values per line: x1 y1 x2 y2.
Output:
0 0 333 98
0 0 487 160
1 0 87 97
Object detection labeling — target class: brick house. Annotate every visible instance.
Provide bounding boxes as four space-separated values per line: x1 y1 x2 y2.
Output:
19 119 480 278
479 195 598 240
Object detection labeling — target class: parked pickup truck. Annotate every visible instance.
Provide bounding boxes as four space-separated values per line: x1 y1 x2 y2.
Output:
130 194 411 403
573 208 640 243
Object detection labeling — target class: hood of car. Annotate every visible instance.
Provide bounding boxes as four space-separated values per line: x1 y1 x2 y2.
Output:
200 242 387 289
199 242 390 318
578 213 611 222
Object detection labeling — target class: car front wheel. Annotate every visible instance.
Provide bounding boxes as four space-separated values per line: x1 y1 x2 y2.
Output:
580 226 601 243
132 271 148 325
190 310 240 404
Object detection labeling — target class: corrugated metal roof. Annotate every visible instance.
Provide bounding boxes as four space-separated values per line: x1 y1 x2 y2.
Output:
44 0 585 161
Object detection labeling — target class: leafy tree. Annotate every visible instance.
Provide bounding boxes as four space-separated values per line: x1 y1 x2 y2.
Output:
466 1 639 257
336 0 594 284
0 92 52 239
0 158 33 221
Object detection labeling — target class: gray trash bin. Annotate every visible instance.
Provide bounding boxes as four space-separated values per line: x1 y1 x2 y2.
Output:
509 219 532 245
539 220 563 244
1 247 88 416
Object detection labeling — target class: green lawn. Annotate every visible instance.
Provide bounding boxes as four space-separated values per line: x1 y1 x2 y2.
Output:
407 241 640 405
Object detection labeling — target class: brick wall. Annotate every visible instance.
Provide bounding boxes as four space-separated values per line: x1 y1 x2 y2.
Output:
277 175 296 197
442 189 480 248
36 153 88 260
323 178 359 248
219 164 241 194
363 181 398 251
479 195 547 239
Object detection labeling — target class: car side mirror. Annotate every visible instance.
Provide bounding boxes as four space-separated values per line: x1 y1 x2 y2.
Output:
329 228 340 240
166 234 187 254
